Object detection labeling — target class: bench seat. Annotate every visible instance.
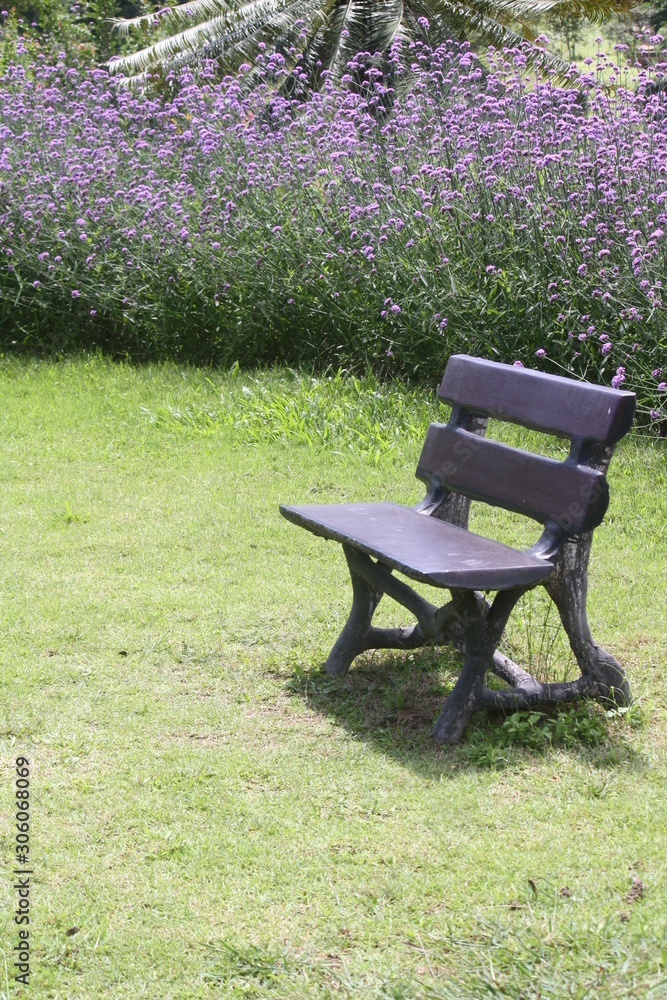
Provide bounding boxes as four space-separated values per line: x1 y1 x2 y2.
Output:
280 501 554 591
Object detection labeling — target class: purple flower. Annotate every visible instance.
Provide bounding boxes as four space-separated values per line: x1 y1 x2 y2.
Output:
0 34 662 409
612 367 626 389
71 290 80 298
513 360 524 368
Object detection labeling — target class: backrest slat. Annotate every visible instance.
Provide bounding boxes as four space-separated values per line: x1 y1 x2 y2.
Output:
416 425 609 533
439 355 636 444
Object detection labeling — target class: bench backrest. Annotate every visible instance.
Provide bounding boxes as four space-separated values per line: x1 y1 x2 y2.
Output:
416 355 636 534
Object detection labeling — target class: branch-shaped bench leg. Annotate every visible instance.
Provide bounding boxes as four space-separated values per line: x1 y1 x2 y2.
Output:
432 588 527 744
324 550 384 676
544 535 631 707
478 533 632 712
434 601 531 689
325 546 458 676
480 675 594 712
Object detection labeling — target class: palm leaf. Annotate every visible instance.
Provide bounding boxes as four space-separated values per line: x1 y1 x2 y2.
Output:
109 0 638 89
110 0 314 75
113 0 232 36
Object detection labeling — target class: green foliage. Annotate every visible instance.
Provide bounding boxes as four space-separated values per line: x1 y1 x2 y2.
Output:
1 0 145 64
0 0 96 63
650 0 667 29
548 7 587 59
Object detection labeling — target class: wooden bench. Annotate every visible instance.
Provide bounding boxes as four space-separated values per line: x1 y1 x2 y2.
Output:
280 355 636 744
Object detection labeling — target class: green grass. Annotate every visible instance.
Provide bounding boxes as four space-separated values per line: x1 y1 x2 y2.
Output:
0 356 666 999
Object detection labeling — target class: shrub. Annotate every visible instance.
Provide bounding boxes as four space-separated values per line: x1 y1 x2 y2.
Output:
1 36 666 422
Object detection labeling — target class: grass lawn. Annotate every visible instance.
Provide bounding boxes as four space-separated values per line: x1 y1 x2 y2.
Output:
1 357 666 999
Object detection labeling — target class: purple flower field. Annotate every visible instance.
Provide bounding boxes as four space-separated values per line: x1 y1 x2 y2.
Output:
1 35 666 422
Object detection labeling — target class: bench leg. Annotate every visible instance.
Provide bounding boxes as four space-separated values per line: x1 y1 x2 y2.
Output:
478 535 632 713
325 546 455 675
431 634 491 744
324 548 384 676
544 535 631 706
432 588 526 744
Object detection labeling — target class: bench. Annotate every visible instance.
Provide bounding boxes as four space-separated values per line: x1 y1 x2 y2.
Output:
280 354 636 744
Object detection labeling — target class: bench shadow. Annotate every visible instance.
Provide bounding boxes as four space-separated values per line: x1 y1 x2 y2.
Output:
281 646 647 780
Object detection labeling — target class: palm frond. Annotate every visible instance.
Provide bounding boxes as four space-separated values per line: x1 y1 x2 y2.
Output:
345 0 404 56
113 0 232 36
109 0 310 75
469 0 636 20
318 0 356 77
553 0 638 16
108 0 633 90
110 13 231 73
